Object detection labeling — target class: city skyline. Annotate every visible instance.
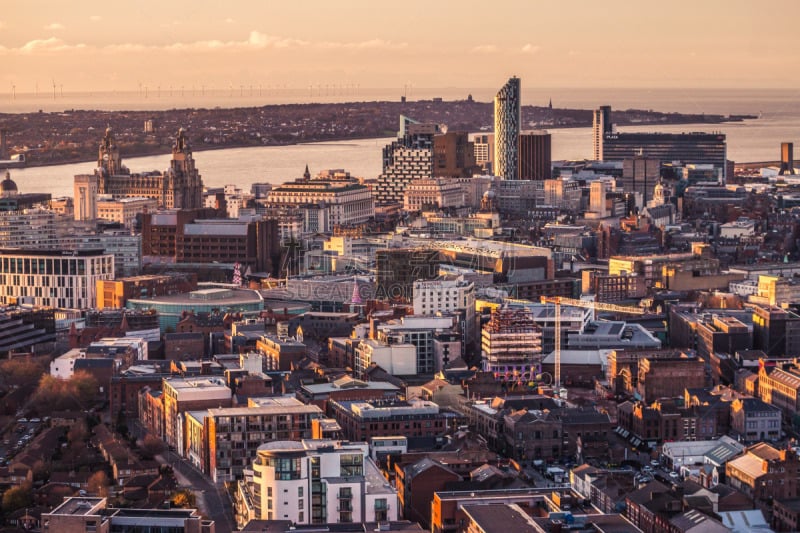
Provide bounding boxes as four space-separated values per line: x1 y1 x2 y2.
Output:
1 0 799 94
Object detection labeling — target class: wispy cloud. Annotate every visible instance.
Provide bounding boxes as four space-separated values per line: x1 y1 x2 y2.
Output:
521 43 541 54
43 22 65 30
19 37 85 54
89 15 102 22
471 44 498 54
225 18 234 24
1 31 407 56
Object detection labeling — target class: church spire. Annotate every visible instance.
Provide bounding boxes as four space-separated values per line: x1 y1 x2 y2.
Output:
303 164 311 180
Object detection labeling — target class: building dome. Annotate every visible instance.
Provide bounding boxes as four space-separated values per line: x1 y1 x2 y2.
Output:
1 171 18 197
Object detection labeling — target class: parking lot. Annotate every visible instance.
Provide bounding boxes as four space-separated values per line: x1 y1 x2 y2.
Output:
0 416 45 465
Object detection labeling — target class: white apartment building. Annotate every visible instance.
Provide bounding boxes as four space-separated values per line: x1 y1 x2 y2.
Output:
265 179 374 228
235 439 398 527
354 339 417 378
0 249 114 309
413 276 475 316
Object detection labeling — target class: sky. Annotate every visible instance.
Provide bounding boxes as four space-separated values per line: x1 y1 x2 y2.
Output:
1 0 799 94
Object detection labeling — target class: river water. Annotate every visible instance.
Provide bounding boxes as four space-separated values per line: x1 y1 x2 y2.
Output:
5 87 800 198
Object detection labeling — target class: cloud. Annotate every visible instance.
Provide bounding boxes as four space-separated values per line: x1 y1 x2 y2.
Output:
19 37 85 54
43 23 65 30
225 18 234 24
471 44 498 54
89 15 102 22
0 31 408 56
521 43 541 55
0 21 5 29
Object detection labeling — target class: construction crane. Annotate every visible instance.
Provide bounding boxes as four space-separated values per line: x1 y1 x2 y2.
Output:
540 296 646 392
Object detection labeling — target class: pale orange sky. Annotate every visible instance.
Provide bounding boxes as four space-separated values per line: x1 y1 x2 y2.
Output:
1 0 799 94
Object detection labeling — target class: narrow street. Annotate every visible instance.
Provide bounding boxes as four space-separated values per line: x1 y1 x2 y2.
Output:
157 450 235 533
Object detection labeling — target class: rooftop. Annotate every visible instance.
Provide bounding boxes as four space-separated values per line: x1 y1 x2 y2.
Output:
462 503 539 533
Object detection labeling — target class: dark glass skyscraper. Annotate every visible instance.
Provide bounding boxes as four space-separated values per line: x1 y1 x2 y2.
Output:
494 77 521 180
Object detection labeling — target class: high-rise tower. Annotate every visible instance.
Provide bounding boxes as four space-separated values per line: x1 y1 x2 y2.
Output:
494 77 521 180
593 105 612 161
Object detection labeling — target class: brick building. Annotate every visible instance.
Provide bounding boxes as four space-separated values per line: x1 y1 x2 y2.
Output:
637 355 706 403
726 443 800 503
328 399 457 442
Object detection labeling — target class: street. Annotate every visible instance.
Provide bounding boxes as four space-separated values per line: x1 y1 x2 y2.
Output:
158 450 235 533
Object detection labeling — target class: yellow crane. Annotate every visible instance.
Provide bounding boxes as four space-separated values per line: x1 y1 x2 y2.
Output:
540 296 646 391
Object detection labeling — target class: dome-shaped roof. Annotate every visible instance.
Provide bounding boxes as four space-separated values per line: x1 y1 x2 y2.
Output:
1 171 18 192
483 189 496 199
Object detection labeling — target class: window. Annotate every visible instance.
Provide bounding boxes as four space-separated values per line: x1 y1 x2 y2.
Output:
298 486 304 497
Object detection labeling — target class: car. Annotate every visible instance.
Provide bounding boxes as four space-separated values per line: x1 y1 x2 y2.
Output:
650 460 660 467
30 418 41 424
18 418 27 423
669 471 680 480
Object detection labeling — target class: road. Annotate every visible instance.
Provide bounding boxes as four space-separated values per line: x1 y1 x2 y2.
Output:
158 450 235 533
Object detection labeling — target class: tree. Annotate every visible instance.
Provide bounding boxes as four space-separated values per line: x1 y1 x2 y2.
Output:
0 357 46 388
2 482 32 513
67 419 89 446
139 434 166 460
87 470 110 498
170 489 196 509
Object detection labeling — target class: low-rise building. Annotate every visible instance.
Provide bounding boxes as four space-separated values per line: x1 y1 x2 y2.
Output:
726 442 800 503
730 397 781 443
329 399 456 442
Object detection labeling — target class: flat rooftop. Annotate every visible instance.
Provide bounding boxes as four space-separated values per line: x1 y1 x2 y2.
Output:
48 497 105 516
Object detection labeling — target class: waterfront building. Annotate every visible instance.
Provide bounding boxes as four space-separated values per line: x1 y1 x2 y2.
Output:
235 439 397 526
494 77 521 180
375 116 438 205
0 248 114 309
95 127 204 209
518 131 551 180
592 105 612 161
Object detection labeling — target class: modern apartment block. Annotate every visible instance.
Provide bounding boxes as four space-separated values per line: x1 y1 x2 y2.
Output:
161 376 233 451
235 439 398 527
375 116 438 205
184 397 324 483
0 248 114 309
494 77 521 180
